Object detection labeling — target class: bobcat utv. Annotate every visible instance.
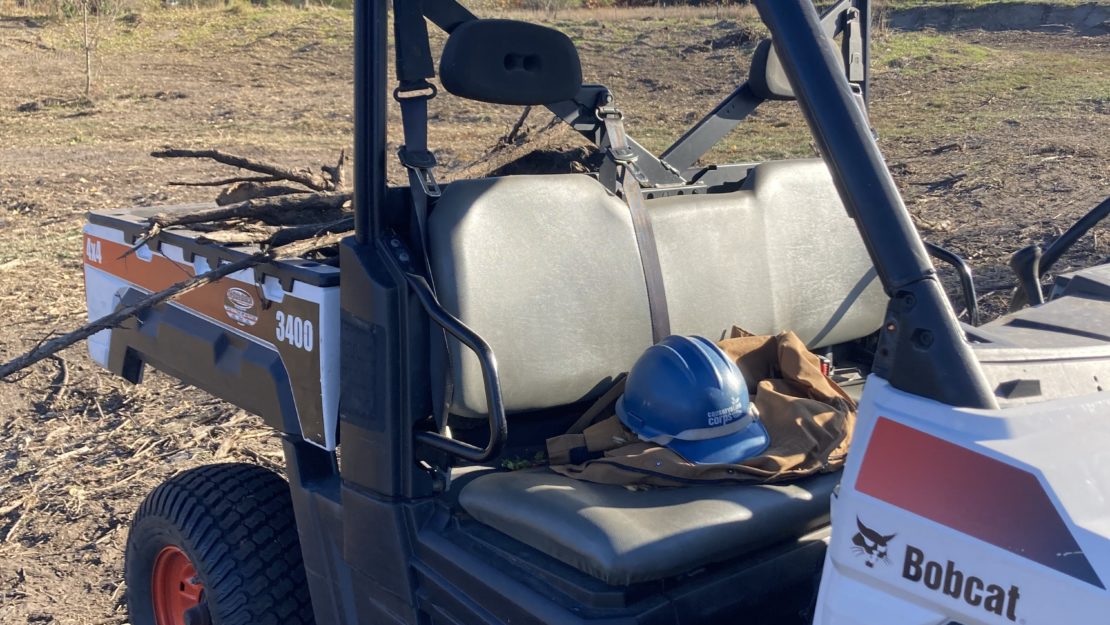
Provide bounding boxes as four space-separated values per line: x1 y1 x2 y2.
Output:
79 0 1110 623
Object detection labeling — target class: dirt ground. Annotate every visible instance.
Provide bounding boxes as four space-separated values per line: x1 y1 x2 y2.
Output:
0 5 1108 624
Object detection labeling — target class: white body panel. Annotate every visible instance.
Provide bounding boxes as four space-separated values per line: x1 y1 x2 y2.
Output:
816 377 1110 625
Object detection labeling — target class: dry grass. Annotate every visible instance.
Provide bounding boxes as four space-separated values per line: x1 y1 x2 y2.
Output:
0 6 1107 624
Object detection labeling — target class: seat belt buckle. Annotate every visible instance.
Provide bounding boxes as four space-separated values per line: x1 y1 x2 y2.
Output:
596 103 622 120
607 145 638 165
599 107 638 165
595 103 637 164
398 146 441 198
393 81 438 102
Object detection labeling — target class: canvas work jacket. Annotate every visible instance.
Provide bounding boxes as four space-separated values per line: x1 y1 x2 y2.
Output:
545 331 856 487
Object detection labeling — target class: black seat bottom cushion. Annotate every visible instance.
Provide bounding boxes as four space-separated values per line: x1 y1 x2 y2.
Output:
457 468 840 586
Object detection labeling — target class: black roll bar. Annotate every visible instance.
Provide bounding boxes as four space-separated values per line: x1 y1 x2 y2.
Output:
754 0 927 289
353 0 388 244
753 0 997 409
355 0 506 464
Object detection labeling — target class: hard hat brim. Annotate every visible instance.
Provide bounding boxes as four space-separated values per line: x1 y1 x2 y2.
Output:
666 418 771 465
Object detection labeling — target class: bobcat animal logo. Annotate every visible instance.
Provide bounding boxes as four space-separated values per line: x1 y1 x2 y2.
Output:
851 517 896 568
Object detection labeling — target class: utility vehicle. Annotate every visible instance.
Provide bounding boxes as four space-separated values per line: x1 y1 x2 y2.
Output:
80 0 1110 623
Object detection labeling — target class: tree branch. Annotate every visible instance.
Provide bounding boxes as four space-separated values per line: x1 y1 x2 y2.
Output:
321 149 348 192
265 216 354 248
215 182 310 206
151 148 332 192
150 192 350 228
168 175 282 187
0 232 347 381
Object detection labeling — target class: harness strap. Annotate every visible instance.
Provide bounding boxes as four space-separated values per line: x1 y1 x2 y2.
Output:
394 0 435 84
598 103 671 344
393 0 454 427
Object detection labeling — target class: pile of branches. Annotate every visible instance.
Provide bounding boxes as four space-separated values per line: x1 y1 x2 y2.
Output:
141 112 600 253
0 148 356 380
144 147 354 253
0 113 598 379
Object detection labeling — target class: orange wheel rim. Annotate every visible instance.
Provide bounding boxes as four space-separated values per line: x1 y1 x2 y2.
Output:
151 545 203 625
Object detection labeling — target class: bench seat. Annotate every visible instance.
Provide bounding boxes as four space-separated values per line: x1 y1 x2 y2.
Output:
430 158 879 585
458 468 840 586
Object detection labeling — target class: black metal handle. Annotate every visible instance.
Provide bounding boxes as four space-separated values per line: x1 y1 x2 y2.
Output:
403 270 507 463
1040 197 1110 273
925 242 980 327
1009 244 1045 311
1010 196 1110 311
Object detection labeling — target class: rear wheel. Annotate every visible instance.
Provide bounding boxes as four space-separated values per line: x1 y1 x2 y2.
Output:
125 463 315 625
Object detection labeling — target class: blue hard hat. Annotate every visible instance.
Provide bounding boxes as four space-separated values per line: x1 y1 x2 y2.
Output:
617 335 770 465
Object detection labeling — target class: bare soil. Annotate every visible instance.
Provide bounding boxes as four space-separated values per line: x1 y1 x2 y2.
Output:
885 1 1110 35
0 6 1107 624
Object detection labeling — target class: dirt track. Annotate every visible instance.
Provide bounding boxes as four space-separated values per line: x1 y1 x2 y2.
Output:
0 6 1108 624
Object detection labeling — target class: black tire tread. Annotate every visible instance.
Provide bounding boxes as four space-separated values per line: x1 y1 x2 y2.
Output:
131 463 314 625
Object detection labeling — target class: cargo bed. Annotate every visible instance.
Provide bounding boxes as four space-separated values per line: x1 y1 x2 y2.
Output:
83 205 341 449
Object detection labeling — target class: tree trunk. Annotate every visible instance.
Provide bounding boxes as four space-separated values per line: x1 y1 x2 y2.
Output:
82 0 92 99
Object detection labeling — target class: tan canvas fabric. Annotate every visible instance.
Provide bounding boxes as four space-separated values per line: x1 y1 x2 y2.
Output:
546 331 856 487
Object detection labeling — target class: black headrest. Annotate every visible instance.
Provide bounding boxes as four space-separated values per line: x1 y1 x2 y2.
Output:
749 39 795 101
439 19 582 106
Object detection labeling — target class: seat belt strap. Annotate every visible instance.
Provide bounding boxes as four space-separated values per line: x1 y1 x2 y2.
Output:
393 0 455 427
598 102 671 344
393 0 440 204
397 86 441 205
394 0 435 78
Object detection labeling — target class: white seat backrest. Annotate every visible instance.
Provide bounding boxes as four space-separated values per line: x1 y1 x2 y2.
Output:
429 174 653 418
651 159 885 347
428 160 886 418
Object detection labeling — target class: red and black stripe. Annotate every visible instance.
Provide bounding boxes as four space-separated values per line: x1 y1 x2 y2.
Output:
857 417 1104 589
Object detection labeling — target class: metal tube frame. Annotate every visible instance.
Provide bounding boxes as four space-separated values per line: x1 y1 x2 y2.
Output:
404 269 508 463
925 241 981 327
1010 196 1110 310
752 0 997 409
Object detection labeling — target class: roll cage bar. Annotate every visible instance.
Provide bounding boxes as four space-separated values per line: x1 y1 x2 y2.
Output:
352 0 998 430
